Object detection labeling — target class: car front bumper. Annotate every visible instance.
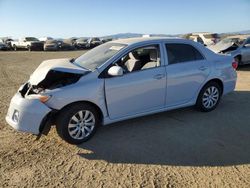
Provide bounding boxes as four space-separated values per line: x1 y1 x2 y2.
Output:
5 93 52 135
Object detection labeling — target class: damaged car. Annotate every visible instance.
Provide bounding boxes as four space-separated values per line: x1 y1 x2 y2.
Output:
209 35 250 65
6 37 237 145
43 40 60 51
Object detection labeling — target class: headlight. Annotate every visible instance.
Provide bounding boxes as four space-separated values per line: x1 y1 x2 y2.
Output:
26 94 51 103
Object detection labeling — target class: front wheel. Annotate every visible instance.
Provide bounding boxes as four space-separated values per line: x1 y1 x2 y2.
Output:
196 82 222 112
56 103 100 145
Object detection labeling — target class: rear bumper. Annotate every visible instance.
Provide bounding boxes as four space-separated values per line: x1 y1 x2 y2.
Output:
5 93 51 135
223 69 237 95
223 79 237 95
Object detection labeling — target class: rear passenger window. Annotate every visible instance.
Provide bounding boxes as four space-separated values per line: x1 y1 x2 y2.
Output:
165 44 204 64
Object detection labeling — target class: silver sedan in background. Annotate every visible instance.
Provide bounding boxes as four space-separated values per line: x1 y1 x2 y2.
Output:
209 35 250 65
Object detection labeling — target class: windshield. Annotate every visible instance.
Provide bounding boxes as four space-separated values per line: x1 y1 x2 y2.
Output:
219 38 245 45
74 43 127 70
221 38 238 43
26 37 39 41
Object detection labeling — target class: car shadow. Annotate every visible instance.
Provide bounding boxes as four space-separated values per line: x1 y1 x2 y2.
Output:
237 64 250 71
77 91 250 166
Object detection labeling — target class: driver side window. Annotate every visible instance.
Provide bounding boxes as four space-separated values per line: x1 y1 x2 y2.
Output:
115 45 161 74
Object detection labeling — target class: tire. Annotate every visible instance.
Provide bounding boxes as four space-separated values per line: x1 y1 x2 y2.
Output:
196 82 222 112
56 103 100 145
13 44 17 51
27 45 31 51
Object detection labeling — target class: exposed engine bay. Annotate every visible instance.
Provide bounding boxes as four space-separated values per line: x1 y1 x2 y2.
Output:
19 70 84 97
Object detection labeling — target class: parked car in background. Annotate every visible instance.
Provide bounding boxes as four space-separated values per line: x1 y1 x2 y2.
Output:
0 41 8 50
1 38 14 49
60 39 77 50
187 32 220 46
86 37 102 48
11 37 44 51
101 38 113 43
39 37 53 42
6 37 237 145
209 35 250 65
44 40 60 51
75 38 88 49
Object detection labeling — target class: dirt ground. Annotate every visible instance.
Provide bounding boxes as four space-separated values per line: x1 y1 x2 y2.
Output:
0 51 250 188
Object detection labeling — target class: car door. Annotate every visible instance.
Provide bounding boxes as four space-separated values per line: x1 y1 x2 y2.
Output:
241 38 250 62
104 44 167 120
19 38 25 48
164 43 210 107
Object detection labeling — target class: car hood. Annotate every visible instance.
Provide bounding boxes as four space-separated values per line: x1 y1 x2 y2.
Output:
29 58 90 85
208 42 236 53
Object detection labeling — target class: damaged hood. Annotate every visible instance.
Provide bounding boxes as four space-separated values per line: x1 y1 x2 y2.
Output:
208 42 237 53
29 58 89 85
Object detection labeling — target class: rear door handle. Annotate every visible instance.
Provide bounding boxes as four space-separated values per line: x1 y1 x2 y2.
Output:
153 74 165 80
199 66 208 71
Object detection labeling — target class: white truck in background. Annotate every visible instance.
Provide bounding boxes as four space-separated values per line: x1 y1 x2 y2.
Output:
11 37 44 51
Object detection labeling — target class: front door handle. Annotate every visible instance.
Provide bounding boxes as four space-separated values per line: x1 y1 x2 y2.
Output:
199 66 208 71
153 74 165 80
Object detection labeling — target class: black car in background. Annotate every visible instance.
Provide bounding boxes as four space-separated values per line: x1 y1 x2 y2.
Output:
86 37 102 48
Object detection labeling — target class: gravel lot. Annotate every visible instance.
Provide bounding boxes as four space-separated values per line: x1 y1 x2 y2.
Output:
0 51 250 187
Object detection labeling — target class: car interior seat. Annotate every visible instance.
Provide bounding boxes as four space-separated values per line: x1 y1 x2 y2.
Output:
125 51 142 72
141 50 159 69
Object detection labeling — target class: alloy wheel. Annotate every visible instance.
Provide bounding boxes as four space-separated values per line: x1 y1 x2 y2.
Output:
68 110 95 140
202 86 219 109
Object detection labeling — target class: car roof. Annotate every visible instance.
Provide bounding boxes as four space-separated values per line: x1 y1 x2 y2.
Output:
112 37 187 45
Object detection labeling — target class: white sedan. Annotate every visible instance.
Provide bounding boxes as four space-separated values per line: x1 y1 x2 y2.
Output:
6 37 237 144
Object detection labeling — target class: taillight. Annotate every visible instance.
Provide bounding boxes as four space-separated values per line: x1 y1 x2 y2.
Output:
232 61 238 69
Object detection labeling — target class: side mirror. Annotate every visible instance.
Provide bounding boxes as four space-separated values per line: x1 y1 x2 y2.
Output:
244 44 250 48
23 40 26 42
108 66 123 77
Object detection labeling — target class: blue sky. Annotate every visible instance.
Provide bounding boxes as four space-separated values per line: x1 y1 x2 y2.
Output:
0 0 249 38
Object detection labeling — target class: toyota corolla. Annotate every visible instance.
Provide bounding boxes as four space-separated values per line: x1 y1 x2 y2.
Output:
6 37 237 144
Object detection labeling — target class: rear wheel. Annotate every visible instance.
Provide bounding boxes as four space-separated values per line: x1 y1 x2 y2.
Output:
196 82 222 112
56 103 100 145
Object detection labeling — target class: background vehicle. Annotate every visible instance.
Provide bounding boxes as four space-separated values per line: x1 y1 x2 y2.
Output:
75 38 88 49
1 38 13 49
209 35 250 65
186 32 220 46
43 40 60 51
101 38 113 43
0 41 8 50
39 37 53 42
59 39 77 50
6 38 237 145
86 37 102 48
11 37 44 51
